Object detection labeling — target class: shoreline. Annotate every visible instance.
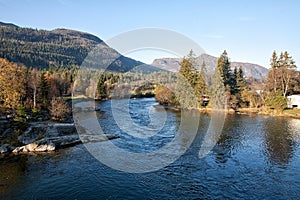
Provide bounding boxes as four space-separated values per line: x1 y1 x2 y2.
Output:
0 121 119 155
198 107 300 119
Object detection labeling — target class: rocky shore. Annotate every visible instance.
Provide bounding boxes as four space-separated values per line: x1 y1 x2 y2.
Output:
0 121 119 154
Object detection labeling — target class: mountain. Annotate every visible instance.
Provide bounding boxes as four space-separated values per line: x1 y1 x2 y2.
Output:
152 54 269 80
0 22 159 72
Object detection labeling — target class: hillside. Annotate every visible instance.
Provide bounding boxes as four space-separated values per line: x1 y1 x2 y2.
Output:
152 54 269 80
0 22 151 72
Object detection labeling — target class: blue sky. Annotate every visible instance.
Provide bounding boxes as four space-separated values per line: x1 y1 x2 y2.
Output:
0 0 299 68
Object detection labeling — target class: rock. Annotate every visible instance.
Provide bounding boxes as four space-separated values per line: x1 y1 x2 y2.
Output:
2 128 13 137
0 144 9 153
12 146 23 153
34 142 56 152
12 140 56 153
9 121 120 154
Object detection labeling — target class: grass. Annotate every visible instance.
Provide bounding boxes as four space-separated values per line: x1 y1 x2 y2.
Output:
283 109 300 116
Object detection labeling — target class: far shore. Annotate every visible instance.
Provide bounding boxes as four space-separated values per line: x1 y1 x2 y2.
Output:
198 107 300 119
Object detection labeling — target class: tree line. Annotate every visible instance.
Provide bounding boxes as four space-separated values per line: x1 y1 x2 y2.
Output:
155 50 299 112
0 58 178 121
0 58 75 121
0 49 298 120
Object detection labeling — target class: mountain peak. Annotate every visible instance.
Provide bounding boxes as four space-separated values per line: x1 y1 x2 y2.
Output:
0 21 19 28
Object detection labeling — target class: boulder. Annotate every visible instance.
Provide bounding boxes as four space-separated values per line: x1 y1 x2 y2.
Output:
12 140 56 153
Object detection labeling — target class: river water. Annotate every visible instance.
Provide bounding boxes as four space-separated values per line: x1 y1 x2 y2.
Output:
1 98 300 199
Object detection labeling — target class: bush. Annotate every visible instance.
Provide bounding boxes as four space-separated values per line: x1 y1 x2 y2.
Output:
14 105 27 122
265 93 287 112
31 107 39 117
154 85 176 106
50 97 71 121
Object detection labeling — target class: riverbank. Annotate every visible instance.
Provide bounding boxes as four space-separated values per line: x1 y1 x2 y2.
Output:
0 121 119 155
198 107 300 119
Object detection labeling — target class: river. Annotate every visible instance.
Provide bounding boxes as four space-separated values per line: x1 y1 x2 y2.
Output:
1 98 300 199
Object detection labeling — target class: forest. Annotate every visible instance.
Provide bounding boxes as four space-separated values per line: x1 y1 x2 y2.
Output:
0 49 299 124
0 24 144 72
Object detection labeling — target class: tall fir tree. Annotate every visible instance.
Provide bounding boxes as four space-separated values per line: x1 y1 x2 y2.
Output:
211 66 227 110
195 61 209 101
96 74 107 99
216 50 231 88
176 50 199 109
39 71 49 108
179 50 198 87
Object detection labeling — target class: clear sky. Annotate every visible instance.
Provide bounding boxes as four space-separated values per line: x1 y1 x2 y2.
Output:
0 0 299 68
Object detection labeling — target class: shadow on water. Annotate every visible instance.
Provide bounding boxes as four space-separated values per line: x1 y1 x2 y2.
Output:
0 155 28 194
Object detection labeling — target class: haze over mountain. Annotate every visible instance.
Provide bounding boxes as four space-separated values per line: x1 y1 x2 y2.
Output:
152 54 268 80
0 21 160 73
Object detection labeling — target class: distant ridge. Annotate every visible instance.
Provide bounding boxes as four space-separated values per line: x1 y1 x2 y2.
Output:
0 21 161 73
152 53 269 80
0 21 19 28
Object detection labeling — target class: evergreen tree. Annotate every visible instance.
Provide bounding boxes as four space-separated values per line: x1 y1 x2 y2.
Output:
236 67 246 93
178 50 198 87
39 71 49 108
176 50 199 109
96 74 107 99
210 66 227 110
231 67 238 94
200 60 208 84
216 50 231 88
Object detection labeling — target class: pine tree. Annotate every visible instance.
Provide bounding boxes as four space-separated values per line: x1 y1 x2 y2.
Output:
176 50 199 109
231 67 238 94
211 66 227 110
236 67 246 93
216 50 231 88
96 74 107 99
178 50 198 87
39 71 49 108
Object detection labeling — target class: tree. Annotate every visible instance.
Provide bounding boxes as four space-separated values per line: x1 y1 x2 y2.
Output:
195 70 208 97
266 51 297 97
210 66 227 110
278 51 296 97
177 50 199 109
96 74 107 99
194 61 209 107
0 58 26 110
265 91 287 113
178 50 199 88
27 68 39 109
211 51 232 109
268 51 279 92
216 50 231 88
39 71 49 108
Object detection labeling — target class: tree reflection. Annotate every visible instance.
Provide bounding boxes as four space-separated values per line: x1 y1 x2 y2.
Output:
209 115 244 164
0 155 28 195
263 118 295 165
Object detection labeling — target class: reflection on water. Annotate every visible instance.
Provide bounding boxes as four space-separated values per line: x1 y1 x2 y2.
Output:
263 118 295 165
1 98 300 199
0 155 27 194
